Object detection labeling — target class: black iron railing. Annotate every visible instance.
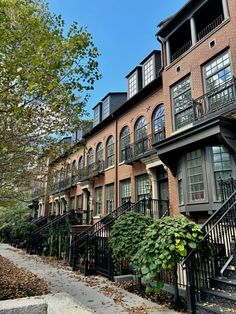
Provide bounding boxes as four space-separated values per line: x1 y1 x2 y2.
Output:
32 187 45 199
124 134 153 163
220 178 236 202
193 77 236 120
198 15 224 41
171 40 192 62
78 160 104 181
183 190 236 313
26 210 78 255
70 201 131 271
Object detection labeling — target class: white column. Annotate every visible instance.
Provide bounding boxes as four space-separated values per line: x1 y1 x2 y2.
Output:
190 16 197 45
166 40 171 66
222 0 229 19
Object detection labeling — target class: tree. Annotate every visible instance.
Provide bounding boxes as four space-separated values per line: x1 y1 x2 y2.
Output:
0 0 100 205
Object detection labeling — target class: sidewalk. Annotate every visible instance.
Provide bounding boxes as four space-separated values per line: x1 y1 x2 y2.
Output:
0 244 179 314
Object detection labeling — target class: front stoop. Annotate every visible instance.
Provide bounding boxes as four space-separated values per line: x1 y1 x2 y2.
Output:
196 272 236 313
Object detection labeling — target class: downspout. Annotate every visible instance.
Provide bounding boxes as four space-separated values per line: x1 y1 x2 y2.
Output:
115 116 118 208
157 35 165 75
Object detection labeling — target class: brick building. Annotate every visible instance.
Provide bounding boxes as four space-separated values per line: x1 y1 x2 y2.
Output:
32 0 236 224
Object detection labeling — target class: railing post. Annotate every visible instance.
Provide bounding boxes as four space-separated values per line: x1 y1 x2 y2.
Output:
186 259 196 314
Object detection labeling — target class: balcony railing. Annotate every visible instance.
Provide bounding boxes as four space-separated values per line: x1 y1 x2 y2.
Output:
193 77 236 121
78 160 104 182
171 40 192 62
198 15 224 41
32 187 45 199
124 130 165 163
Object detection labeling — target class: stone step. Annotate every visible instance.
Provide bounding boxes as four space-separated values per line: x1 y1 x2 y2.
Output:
211 276 236 293
196 301 236 314
201 288 236 309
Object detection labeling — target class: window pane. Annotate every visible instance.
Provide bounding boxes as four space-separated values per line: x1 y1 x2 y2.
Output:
187 150 205 202
172 76 193 130
212 146 232 200
120 127 130 162
129 73 137 98
120 179 131 204
95 187 102 215
106 184 114 213
144 58 154 86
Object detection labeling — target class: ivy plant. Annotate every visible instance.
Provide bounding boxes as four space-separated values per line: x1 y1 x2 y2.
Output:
132 215 203 301
109 211 152 263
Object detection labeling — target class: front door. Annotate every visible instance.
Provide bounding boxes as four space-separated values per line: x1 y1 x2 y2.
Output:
156 167 169 217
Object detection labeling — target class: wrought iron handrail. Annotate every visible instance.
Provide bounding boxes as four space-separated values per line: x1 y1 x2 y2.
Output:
171 40 192 62
183 190 236 312
193 77 236 120
71 201 131 248
220 178 236 202
27 210 74 239
124 134 154 163
78 160 104 181
198 15 224 41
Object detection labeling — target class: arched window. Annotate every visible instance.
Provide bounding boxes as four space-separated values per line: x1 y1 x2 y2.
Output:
152 105 165 142
78 156 84 172
134 116 148 155
60 168 64 182
96 143 103 162
106 136 114 167
120 126 130 162
87 148 94 167
66 163 71 178
72 160 77 177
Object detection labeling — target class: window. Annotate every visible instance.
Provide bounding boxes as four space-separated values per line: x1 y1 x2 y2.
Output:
60 169 64 182
72 160 77 177
204 50 233 112
95 187 102 215
87 148 94 166
128 73 137 98
70 197 75 210
120 179 131 204
136 174 149 201
152 105 165 142
96 143 103 162
212 146 232 200
177 162 184 205
134 116 148 155
93 106 100 126
106 184 114 213
66 164 71 178
120 126 130 162
143 58 154 86
172 76 193 130
106 136 114 167
77 195 82 211
78 156 84 172
102 97 110 119
186 150 205 202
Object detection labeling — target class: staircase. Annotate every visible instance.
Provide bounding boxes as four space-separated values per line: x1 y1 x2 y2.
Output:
184 179 236 314
70 199 161 279
26 210 77 255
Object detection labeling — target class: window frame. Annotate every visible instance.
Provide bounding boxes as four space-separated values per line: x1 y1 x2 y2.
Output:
95 187 102 215
106 136 115 168
120 126 130 162
152 104 165 143
105 184 114 213
143 56 154 87
120 179 131 205
171 75 193 131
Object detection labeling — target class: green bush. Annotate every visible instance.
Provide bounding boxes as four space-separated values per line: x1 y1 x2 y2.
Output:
109 211 152 263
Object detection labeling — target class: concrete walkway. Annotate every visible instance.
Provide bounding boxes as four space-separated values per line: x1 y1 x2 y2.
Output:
0 244 179 314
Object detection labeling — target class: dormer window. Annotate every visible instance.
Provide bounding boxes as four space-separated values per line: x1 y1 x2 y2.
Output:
102 97 110 119
128 73 137 98
93 105 100 126
143 58 154 86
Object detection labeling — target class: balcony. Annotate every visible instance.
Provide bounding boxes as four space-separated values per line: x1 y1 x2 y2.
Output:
193 77 236 121
171 40 192 62
78 160 104 182
198 15 223 41
124 131 165 164
32 187 45 199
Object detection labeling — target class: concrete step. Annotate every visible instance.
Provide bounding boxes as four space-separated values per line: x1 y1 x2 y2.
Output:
211 276 236 293
196 301 236 314
201 288 236 309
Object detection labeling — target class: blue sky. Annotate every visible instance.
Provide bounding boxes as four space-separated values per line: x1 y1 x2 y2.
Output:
48 0 187 117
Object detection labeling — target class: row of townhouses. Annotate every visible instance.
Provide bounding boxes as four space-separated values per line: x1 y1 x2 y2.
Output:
32 0 236 225
28 0 236 312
